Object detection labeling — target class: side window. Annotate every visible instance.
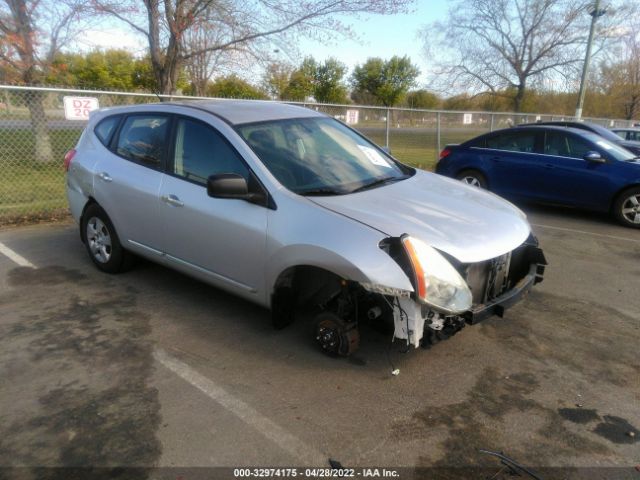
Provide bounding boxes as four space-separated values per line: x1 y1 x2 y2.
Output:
116 115 169 169
614 130 627 140
94 115 120 146
486 132 536 153
629 131 640 141
173 118 249 184
466 136 486 148
544 132 592 159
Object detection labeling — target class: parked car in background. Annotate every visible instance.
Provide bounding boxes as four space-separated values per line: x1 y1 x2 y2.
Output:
612 127 640 143
518 121 640 156
436 126 640 228
65 100 546 357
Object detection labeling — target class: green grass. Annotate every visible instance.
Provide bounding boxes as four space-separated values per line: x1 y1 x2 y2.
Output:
0 126 488 224
0 129 82 224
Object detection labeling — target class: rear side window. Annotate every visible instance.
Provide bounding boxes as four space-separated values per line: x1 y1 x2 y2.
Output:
613 131 626 140
116 115 170 169
172 118 249 184
486 132 536 153
94 115 120 146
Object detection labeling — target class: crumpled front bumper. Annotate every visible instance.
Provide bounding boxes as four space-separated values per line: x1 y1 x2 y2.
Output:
464 249 546 325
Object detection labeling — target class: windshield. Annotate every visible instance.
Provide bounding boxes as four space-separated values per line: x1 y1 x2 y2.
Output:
236 117 412 195
581 132 638 161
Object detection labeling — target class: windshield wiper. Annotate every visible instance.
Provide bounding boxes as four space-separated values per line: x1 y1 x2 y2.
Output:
350 176 406 194
297 187 345 196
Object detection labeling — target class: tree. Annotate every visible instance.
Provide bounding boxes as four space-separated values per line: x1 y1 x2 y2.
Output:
0 0 86 162
421 0 594 112
351 56 420 106
46 50 163 92
263 62 294 100
597 7 640 120
95 0 412 95
206 75 267 99
283 57 317 101
405 89 439 109
313 57 348 103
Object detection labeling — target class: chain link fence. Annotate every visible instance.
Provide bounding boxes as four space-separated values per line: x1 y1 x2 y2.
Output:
0 84 634 225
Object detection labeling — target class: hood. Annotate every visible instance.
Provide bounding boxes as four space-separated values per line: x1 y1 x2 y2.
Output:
310 170 531 263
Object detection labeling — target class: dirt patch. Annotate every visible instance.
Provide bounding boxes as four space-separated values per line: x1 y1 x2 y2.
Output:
0 266 161 473
558 408 600 424
478 291 640 388
9 265 87 286
392 367 610 468
593 416 639 445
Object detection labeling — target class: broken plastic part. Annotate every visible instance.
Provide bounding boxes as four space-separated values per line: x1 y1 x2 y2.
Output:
360 282 411 297
392 297 425 348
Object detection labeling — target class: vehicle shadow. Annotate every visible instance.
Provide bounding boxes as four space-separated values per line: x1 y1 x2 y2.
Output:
128 257 426 373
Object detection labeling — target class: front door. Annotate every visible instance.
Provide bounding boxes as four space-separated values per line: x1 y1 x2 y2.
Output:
159 116 268 298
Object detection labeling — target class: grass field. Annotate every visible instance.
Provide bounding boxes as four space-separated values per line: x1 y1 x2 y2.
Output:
0 126 485 225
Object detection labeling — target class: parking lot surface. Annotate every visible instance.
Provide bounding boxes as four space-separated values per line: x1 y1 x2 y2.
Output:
0 205 638 478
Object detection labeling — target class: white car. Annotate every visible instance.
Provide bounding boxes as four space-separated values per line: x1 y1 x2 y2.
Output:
65 100 546 356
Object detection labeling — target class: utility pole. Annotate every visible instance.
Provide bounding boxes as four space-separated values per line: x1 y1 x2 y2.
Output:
575 0 606 120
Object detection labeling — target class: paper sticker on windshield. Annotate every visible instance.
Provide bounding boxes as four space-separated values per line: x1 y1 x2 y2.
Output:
596 141 613 150
358 145 391 168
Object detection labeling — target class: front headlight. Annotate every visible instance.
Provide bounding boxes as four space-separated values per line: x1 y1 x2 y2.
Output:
402 235 472 314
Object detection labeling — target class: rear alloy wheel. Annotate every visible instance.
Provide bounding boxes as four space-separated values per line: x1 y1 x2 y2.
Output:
614 187 640 228
314 312 359 356
456 169 487 189
82 204 135 273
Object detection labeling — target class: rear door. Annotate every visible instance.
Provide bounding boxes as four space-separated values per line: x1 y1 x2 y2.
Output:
158 115 268 298
534 130 613 208
93 113 171 254
479 129 544 199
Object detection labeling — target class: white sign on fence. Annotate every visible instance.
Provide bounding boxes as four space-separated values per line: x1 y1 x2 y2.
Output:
63 96 100 120
345 109 359 125
463 113 473 125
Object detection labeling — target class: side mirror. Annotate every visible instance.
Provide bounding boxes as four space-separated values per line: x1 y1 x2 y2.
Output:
207 173 267 205
207 173 250 199
583 151 605 163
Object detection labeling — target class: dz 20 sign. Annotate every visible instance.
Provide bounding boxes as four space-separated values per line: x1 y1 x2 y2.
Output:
63 96 100 120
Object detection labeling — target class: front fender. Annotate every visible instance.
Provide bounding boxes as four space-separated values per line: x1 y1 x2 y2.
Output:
264 191 416 307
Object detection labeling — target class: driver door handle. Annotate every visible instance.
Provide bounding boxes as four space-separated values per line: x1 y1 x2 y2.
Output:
98 172 112 182
161 194 184 207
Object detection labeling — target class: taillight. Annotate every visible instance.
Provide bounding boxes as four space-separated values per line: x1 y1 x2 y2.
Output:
439 148 451 159
63 149 76 172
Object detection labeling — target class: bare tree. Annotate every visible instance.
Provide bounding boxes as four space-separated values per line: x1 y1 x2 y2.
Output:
94 0 413 95
0 0 85 161
422 0 593 111
599 6 640 119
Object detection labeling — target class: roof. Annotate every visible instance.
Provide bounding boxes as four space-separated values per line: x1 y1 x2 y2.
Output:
169 99 324 125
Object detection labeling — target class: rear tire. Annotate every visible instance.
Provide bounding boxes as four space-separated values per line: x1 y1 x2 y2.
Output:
456 169 487 189
613 187 640 228
81 204 135 273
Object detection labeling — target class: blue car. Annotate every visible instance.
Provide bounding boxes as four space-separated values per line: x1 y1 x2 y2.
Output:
435 126 640 228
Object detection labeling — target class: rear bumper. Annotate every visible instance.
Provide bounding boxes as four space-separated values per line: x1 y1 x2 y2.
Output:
464 255 546 325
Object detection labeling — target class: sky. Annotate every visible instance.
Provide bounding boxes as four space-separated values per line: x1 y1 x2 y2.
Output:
74 0 450 87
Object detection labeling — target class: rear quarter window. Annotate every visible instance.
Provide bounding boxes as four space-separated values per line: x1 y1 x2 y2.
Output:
94 115 121 146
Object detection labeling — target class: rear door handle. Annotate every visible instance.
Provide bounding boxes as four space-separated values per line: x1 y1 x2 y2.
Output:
98 172 112 182
161 194 184 207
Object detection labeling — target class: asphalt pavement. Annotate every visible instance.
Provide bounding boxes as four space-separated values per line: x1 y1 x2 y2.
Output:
0 204 638 479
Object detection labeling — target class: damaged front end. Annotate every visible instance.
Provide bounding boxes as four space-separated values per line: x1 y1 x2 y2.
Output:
372 233 547 350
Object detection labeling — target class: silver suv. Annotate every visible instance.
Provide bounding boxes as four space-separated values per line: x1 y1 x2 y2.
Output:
65 100 546 356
